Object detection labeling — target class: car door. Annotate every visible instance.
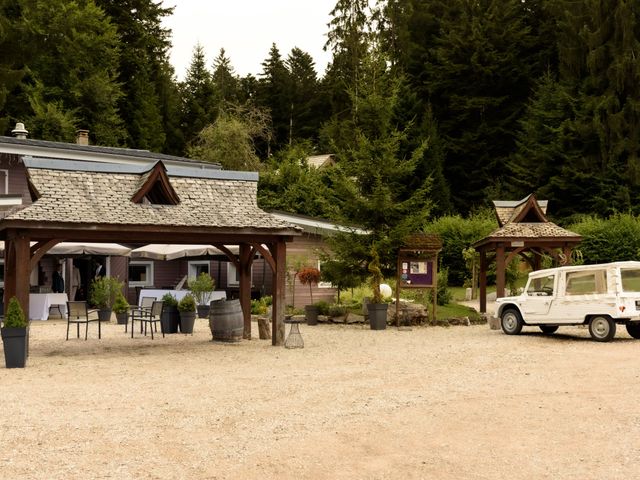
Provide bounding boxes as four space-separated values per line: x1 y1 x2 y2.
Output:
520 273 556 323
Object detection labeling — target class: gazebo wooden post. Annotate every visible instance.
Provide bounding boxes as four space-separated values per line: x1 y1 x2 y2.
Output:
239 243 253 340
479 249 487 313
4 231 31 319
270 240 286 346
495 244 506 298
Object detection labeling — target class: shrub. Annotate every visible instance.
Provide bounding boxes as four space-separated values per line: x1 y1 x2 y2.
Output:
569 213 640 264
328 304 347 317
4 297 27 328
161 293 178 308
112 293 129 314
188 272 215 305
315 300 330 316
424 211 496 285
90 276 124 309
251 298 268 315
178 294 196 312
429 268 453 306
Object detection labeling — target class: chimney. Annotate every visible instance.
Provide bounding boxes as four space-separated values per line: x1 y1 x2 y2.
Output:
76 129 89 146
11 122 28 139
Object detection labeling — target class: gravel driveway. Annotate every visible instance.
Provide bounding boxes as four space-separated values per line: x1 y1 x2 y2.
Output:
1 319 638 479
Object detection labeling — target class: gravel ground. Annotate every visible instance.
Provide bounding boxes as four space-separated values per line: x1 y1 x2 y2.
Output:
1 318 639 479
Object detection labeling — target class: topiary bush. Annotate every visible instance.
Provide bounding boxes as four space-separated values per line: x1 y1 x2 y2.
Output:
161 293 178 308
4 296 27 328
178 294 196 312
112 293 129 314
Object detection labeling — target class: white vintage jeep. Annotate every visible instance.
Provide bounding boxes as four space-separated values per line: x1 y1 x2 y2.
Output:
495 261 640 342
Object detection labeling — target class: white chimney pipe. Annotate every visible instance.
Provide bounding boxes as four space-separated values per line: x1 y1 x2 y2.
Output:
11 122 28 139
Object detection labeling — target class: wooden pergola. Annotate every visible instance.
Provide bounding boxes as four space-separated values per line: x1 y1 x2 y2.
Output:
473 194 582 313
0 159 301 345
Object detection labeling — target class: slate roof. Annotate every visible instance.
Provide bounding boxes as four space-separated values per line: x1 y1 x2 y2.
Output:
2 159 300 233
474 194 581 248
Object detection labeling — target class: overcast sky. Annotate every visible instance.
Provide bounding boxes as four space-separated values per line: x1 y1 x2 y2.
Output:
161 0 337 81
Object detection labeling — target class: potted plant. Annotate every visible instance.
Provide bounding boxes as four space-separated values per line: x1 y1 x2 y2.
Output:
177 293 197 334
1 296 28 368
298 265 321 325
112 293 129 325
188 272 215 318
90 276 124 322
367 249 388 330
161 293 179 334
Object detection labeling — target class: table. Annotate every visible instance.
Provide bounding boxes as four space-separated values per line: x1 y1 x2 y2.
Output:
29 293 69 321
284 316 304 349
138 289 226 305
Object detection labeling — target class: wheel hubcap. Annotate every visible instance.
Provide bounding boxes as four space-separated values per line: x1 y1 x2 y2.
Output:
593 318 609 337
504 314 516 331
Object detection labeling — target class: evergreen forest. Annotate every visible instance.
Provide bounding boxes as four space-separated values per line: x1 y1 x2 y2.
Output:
1 0 640 225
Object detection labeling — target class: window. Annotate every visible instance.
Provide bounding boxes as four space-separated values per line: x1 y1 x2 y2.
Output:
566 270 607 295
226 262 252 287
0 170 8 194
526 274 555 296
129 261 154 287
621 269 640 292
188 261 210 279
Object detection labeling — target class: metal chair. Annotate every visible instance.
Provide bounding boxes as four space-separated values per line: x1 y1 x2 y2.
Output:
126 296 155 333
131 301 164 339
66 301 101 340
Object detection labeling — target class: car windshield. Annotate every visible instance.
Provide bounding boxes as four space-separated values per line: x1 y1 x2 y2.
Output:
621 269 640 292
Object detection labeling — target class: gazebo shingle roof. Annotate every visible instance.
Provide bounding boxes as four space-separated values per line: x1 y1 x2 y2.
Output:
4 159 299 232
484 222 580 239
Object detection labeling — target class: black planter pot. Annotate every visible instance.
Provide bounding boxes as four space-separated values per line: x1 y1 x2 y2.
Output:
97 308 112 322
179 311 196 334
196 304 210 319
305 305 319 325
1 327 28 368
115 312 128 325
161 306 180 334
367 303 388 330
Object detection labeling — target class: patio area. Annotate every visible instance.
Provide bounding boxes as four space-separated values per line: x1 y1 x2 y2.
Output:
2 320 639 479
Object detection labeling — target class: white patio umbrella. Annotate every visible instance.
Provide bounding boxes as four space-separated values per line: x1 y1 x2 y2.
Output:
0 241 131 256
130 244 223 261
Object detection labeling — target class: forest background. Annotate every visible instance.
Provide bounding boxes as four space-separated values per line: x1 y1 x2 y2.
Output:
1 0 640 286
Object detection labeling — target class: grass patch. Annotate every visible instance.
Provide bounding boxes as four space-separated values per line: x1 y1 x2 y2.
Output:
436 303 482 322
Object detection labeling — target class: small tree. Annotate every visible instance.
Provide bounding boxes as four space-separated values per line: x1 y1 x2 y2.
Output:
297 266 321 304
90 276 124 309
4 297 27 328
188 272 215 306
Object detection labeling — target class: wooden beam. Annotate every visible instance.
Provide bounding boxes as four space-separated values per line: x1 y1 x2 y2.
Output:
479 250 487 313
239 243 254 340
496 245 506 298
6 232 31 320
30 239 63 271
270 240 286 346
211 244 240 269
251 243 276 271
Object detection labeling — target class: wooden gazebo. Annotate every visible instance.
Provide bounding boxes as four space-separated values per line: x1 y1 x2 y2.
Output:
0 158 301 345
473 194 582 313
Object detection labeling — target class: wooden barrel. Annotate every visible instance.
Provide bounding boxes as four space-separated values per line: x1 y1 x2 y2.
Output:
209 299 243 342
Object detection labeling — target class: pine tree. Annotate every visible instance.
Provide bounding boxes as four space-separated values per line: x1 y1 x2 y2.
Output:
180 44 216 147
211 48 239 108
11 0 125 145
94 0 175 151
257 43 291 154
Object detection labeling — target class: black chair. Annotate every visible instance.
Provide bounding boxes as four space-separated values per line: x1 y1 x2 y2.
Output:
66 301 101 340
127 296 155 333
131 301 164 339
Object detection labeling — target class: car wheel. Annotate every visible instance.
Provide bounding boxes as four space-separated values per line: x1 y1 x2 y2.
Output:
501 309 523 335
589 316 616 342
539 325 558 334
625 323 640 339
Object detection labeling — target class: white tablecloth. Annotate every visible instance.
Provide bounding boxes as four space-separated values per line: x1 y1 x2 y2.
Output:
29 293 69 321
138 289 226 305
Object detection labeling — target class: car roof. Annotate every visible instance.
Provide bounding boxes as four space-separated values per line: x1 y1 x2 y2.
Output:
529 261 640 277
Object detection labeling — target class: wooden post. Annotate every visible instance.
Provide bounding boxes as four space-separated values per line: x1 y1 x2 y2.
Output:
5 231 31 319
496 244 506 298
432 257 437 321
271 240 286 346
479 249 487 313
239 243 252 340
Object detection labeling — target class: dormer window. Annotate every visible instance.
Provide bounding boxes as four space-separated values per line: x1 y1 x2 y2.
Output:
131 161 180 206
